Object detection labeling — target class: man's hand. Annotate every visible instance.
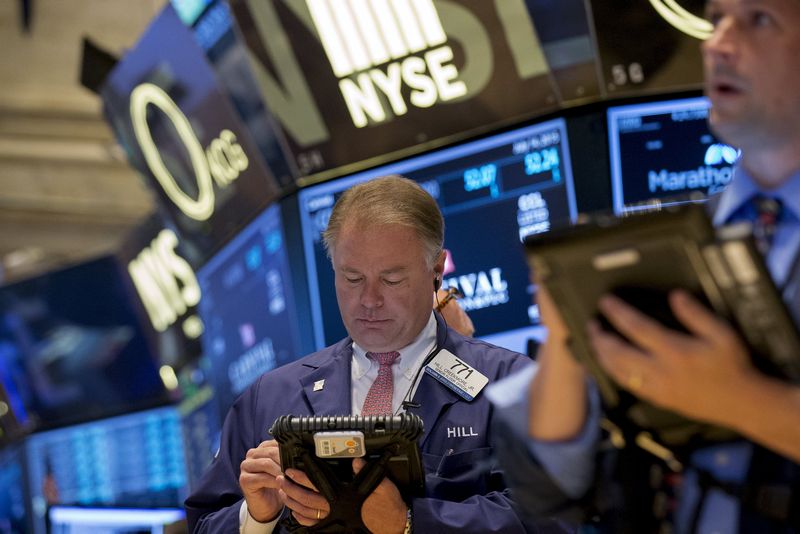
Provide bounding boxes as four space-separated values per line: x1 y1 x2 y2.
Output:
353 458 408 534
527 285 589 441
239 440 285 523
589 290 753 427
278 469 330 526
436 288 475 337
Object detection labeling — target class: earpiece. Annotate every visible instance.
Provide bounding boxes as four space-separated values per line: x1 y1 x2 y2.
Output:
433 276 441 291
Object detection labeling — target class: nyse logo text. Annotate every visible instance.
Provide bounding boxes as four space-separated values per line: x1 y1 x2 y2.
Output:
128 229 202 336
240 0 548 143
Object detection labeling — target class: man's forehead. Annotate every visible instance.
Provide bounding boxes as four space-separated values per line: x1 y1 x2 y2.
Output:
334 223 423 258
340 220 417 239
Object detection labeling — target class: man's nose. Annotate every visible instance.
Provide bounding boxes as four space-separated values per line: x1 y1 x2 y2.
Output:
702 16 738 62
360 279 383 308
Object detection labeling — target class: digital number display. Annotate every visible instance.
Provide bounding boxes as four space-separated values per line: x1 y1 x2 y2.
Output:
25 407 187 533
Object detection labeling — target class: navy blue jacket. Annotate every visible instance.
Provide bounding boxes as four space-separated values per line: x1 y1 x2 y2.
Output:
185 313 532 533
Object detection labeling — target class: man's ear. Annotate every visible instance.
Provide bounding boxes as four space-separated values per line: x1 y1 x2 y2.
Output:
433 250 446 290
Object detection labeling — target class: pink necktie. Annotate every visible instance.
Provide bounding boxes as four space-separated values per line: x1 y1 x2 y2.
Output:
361 351 400 415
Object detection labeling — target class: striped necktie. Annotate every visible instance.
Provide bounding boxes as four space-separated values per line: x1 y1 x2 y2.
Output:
751 195 783 256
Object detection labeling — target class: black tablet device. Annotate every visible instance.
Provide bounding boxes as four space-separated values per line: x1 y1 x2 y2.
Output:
524 203 800 457
270 413 425 532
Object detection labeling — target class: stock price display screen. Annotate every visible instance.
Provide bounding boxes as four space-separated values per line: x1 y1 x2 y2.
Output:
298 118 578 355
608 96 736 214
197 204 304 414
25 407 187 534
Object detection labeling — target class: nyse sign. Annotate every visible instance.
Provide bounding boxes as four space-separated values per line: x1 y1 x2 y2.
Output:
307 0 467 127
230 0 557 178
128 229 202 337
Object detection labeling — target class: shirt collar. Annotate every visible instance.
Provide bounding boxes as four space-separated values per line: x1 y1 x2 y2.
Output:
713 164 800 225
351 312 437 380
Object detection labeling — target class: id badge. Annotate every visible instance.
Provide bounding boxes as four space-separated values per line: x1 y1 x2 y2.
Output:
424 349 488 401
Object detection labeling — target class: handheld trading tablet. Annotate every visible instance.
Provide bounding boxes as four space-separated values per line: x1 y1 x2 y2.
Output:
524 203 800 464
270 414 424 533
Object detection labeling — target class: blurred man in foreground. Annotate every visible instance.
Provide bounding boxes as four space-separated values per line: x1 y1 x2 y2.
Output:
491 1 800 531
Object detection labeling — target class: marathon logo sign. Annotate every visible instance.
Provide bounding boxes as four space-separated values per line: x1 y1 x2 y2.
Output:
230 0 558 178
648 143 737 195
648 165 733 194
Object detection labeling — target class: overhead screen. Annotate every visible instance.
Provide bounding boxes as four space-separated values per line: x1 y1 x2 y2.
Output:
117 215 205 376
229 0 563 183
298 118 577 355
186 0 295 184
101 0 712 245
524 0 603 102
0 256 171 431
589 0 708 96
197 203 306 415
607 95 736 214
215 0 709 184
47 507 185 532
179 393 223 489
101 3 282 261
25 406 187 534
0 444 29 533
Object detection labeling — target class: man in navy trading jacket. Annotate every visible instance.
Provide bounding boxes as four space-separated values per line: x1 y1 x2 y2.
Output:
185 175 532 533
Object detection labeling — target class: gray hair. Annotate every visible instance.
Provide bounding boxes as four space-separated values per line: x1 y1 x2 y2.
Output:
322 175 444 268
